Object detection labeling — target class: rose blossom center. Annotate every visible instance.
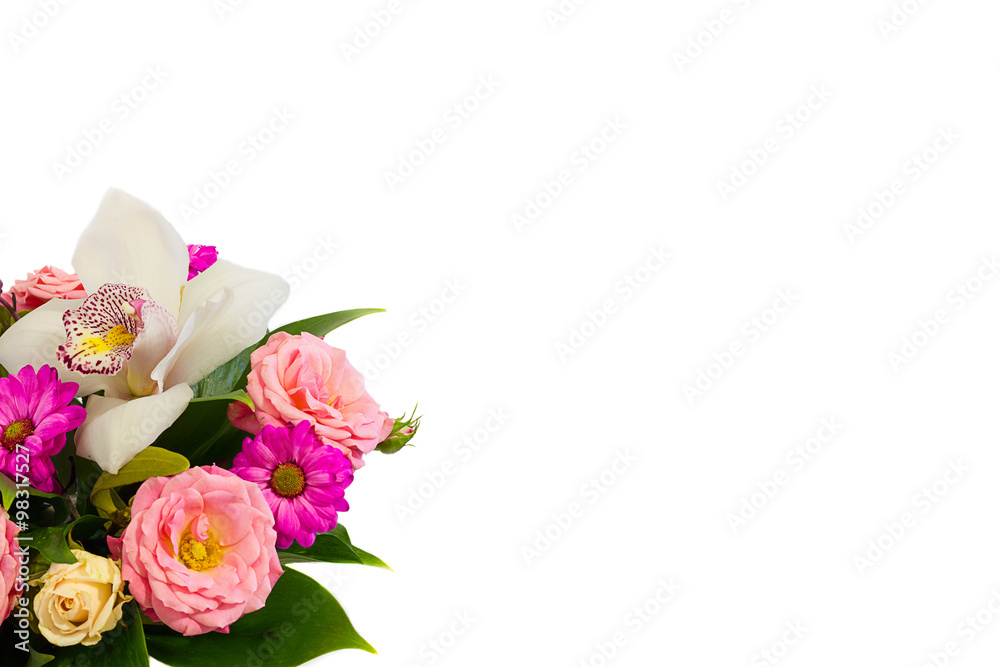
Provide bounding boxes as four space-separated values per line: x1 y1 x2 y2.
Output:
270 463 306 498
177 531 223 572
1 418 34 451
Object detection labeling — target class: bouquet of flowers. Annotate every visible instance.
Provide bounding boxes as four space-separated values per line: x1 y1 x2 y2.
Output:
0 190 419 666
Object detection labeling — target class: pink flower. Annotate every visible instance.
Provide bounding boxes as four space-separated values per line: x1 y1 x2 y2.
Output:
242 332 394 469
0 508 20 623
232 421 353 549
0 365 86 492
1 266 87 313
119 465 283 636
186 244 218 280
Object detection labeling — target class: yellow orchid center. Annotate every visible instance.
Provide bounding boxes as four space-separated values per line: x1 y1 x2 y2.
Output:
58 285 149 376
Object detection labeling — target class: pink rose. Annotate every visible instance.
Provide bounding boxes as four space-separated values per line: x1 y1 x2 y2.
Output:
119 465 282 636
1 266 87 312
243 332 393 469
0 508 21 623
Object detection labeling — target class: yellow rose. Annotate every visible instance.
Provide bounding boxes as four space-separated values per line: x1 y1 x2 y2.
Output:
33 550 131 647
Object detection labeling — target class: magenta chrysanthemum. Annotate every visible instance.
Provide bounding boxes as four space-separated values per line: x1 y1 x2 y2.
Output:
186 244 218 280
0 366 86 492
231 421 353 549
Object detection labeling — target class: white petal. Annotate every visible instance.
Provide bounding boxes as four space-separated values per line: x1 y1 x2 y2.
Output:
0 299 131 398
72 189 189 316
126 299 179 395
154 288 231 387
74 384 194 474
167 260 289 387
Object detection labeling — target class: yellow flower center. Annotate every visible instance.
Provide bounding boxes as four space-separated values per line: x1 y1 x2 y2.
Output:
270 463 306 498
77 324 136 357
104 324 137 347
1 419 33 451
177 531 223 572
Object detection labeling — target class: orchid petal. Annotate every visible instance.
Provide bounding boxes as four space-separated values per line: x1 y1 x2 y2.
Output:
74 384 194 474
154 288 232 388
127 298 179 395
0 299 131 399
72 189 189 315
166 260 289 387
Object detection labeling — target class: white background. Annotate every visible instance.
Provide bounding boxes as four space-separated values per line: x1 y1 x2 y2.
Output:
3 1 1000 666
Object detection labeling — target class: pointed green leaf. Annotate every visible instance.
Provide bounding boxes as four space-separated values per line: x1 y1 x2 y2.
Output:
278 524 390 570
0 474 15 511
31 601 149 666
190 347 255 399
22 515 107 564
231 309 385 391
145 569 375 666
90 447 189 505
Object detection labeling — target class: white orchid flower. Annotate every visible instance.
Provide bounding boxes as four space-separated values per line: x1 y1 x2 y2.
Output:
0 189 289 473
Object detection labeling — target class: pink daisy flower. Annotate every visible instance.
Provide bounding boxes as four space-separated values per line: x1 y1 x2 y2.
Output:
0 365 86 492
231 421 353 549
186 244 218 280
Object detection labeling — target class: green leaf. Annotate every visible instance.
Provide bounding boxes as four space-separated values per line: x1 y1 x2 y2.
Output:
90 447 189 505
150 399 248 469
145 569 375 666
73 456 104 518
190 347 255 399
278 524 390 570
0 306 16 337
32 601 149 666
0 617 30 667
190 390 252 406
22 515 107 564
272 308 385 339
232 308 385 391
91 488 129 526
0 474 15 511
26 647 54 667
